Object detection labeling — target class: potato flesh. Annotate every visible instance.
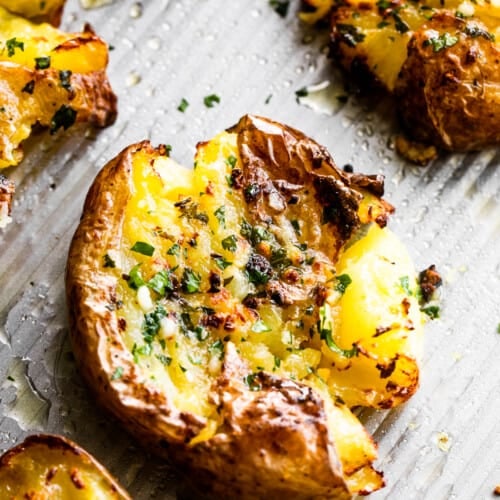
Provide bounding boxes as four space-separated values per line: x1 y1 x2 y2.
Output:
0 0 65 25
114 131 422 493
0 7 113 168
331 0 500 92
0 442 127 499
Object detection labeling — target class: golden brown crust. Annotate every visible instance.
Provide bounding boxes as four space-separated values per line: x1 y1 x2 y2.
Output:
182 344 351 499
232 115 391 258
395 13 500 151
0 434 130 499
66 141 206 451
66 116 394 497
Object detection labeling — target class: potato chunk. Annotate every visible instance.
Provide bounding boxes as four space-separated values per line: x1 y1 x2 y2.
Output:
0 6 117 168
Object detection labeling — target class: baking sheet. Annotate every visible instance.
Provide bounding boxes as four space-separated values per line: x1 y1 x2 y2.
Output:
1 0 500 498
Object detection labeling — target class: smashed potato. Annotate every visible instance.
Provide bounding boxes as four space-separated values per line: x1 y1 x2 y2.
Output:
0 0 66 26
302 0 500 154
0 6 117 169
0 434 131 499
66 115 433 497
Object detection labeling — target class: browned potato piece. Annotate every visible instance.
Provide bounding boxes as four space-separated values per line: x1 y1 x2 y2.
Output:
302 0 500 156
0 434 130 499
0 0 66 26
0 6 117 169
395 12 500 151
66 115 432 497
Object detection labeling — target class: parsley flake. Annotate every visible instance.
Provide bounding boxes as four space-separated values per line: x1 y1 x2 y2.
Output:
177 97 189 112
111 366 123 380
221 235 238 252
318 304 358 357
6 38 24 57
203 94 220 108
131 241 155 256
35 56 51 69
182 268 201 293
50 105 76 134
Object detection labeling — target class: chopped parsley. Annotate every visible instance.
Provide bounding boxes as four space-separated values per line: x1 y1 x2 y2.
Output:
225 155 237 168
376 0 391 10
182 268 201 293
392 12 409 33
335 274 352 294
291 219 301 235
464 24 495 41
6 38 24 57
274 355 281 369
131 241 155 256
35 56 51 69
177 97 189 112
50 105 77 134
336 24 366 47
148 270 173 296
269 0 290 17
221 235 238 252
243 373 262 391
270 247 291 270
214 205 226 227
111 366 123 380
424 32 459 52
318 304 358 357
156 354 172 365
421 305 440 319
208 339 224 359
126 264 145 289
167 243 180 256
251 320 272 333
142 304 167 344
203 94 220 108
103 253 116 268
399 275 413 295
212 254 232 270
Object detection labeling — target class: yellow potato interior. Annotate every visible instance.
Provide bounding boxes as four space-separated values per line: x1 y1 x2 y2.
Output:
0 6 108 72
0 441 127 499
113 132 422 493
328 0 500 91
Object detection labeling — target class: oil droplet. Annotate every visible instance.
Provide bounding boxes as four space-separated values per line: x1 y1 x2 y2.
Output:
295 80 347 116
129 2 143 18
80 0 114 8
126 71 142 87
2 357 50 431
147 37 161 50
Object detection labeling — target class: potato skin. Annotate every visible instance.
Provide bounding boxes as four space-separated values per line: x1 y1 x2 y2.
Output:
66 139 354 498
0 434 130 498
0 11 117 168
325 0 500 154
395 13 500 151
67 116 416 498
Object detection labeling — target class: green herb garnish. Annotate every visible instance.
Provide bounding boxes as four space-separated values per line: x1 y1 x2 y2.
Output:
177 97 189 112
318 304 358 357
50 105 76 134
148 270 173 295
335 274 352 294
269 0 290 17
111 367 123 380
131 241 155 256
221 235 238 252
421 305 440 319
103 253 116 268
6 38 24 57
35 56 50 69
127 264 145 289
182 268 201 293
203 94 220 108
243 373 262 391
424 32 459 52
214 205 226 227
